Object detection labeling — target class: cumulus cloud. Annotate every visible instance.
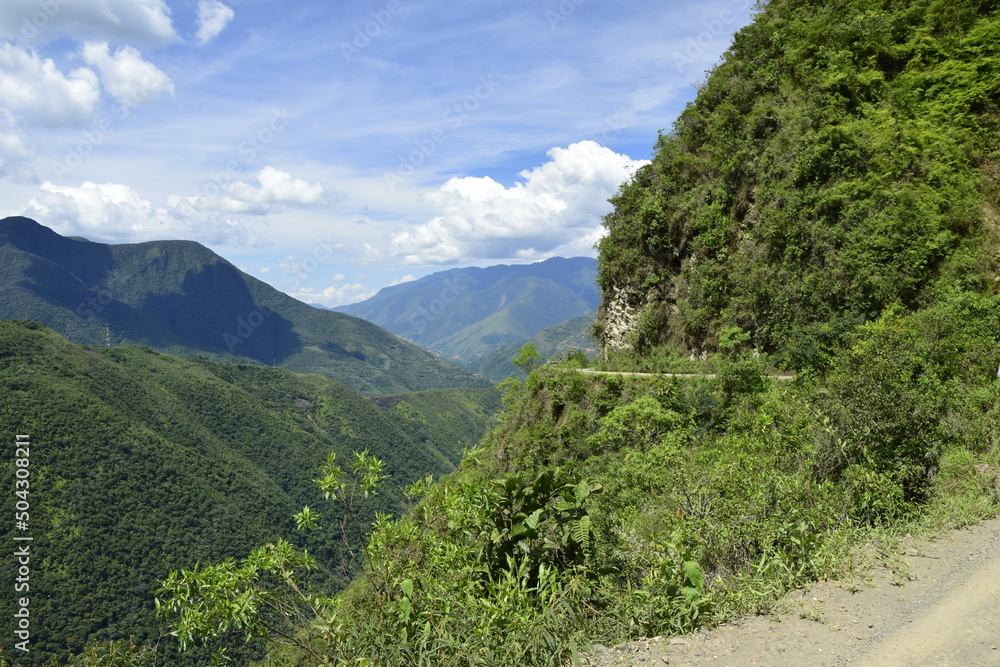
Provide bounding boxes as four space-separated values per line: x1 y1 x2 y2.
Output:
0 43 100 126
0 0 177 46
82 42 174 109
178 167 326 214
21 181 258 246
389 141 647 266
359 242 385 265
228 166 325 206
195 0 235 44
288 284 375 308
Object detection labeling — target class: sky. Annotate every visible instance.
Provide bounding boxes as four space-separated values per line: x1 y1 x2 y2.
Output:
0 0 758 306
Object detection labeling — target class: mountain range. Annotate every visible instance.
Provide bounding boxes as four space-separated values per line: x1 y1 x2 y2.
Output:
333 256 598 362
0 216 486 395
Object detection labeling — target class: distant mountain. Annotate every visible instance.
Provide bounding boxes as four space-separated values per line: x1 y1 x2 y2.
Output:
334 257 598 362
464 311 598 381
0 320 500 664
0 217 486 394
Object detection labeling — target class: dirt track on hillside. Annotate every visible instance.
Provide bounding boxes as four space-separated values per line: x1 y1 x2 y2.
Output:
580 514 1000 666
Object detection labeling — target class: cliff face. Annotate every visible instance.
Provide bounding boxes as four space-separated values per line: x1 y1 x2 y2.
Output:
598 283 640 356
596 0 1000 358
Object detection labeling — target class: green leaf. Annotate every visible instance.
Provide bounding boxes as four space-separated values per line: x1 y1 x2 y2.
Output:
683 561 704 592
525 508 544 530
572 515 591 550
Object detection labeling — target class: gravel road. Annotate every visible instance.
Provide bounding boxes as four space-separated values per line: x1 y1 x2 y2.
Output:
579 514 1000 666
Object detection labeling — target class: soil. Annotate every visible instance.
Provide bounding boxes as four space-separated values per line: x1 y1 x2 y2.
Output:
579 514 1000 666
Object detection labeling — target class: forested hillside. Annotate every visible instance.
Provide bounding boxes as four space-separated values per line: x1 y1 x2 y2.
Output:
12 1 1000 666
335 257 598 362
596 0 1000 357
0 217 486 395
0 321 498 665
464 312 597 381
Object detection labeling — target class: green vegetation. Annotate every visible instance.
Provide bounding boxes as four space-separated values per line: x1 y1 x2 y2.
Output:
0 321 497 665
512 342 543 375
0 216 486 395
151 292 1000 666
141 1 1000 665
466 312 597 382
596 0 1000 355
6 1 1000 665
336 257 598 362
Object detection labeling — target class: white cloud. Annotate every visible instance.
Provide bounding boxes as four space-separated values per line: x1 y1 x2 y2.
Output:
82 42 174 109
288 284 374 307
178 167 326 214
0 0 177 46
0 43 100 126
389 274 416 286
359 242 385 265
0 132 37 182
195 0 235 44
389 141 647 266
229 166 325 205
21 181 258 246
0 111 36 182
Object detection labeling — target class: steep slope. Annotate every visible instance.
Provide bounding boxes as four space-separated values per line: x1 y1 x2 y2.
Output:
0 320 498 665
595 0 1000 357
465 311 597 381
335 257 598 361
146 3 1000 666
0 217 487 394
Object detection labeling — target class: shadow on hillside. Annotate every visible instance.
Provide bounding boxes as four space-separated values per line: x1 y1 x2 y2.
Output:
139 263 303 364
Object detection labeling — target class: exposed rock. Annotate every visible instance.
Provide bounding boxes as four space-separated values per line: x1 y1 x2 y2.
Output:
600 283 641 357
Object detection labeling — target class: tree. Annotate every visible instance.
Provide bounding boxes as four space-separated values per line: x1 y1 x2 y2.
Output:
513 343 542 375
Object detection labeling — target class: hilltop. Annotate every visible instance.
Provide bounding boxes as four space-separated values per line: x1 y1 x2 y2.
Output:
20 1 1000 665
334 257 598 362
0 217 487 395
595 0 1000 358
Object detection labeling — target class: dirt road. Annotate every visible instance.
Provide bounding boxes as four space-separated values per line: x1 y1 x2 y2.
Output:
581 514 1000 666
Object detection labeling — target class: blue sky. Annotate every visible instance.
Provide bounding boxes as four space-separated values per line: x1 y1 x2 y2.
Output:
0 0 757 305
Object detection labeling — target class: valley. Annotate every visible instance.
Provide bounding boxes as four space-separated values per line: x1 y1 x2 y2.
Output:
2 0 1000 665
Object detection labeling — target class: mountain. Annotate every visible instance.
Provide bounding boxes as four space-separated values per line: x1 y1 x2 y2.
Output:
464 311 597 381
0 217 487 395
0 320 500 665
146 3 1000 666
594 0 1000 357
334 257 599 362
